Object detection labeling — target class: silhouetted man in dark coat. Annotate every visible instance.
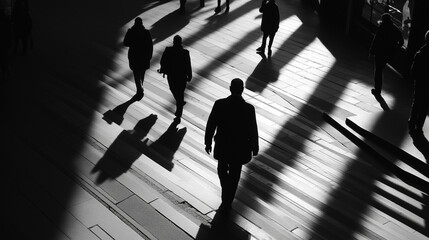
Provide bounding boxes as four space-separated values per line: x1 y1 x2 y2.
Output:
205 78 259 210
160 35 192 123
408 30 429 137
124 17 153 99
257 0 279 57
369 13 404 96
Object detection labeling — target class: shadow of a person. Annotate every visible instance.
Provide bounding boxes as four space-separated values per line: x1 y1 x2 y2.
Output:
141 120 187 171
91 114 157 184
103 95 140 125
245 55 279 93
195 207 250 239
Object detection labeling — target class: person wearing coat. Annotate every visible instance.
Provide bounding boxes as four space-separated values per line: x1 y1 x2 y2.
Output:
159 35 192 123
205 78 259 211
256 0 279 57
369 13 404 96
124 17 153 99
408 30 429 137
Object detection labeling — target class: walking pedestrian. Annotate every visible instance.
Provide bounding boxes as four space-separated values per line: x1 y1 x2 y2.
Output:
256 0 279 58
124 17 153 100
408 30 429 137
159 35 192 123
204 78 259 211
369 13 404 96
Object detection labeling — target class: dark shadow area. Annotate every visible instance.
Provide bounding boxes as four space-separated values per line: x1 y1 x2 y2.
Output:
2 0 161 239
92 114 157 184
140 120 187 171
345 116 429 178
245 52 278 92
150 8 191 45
103 95 140 125
195 209 250 240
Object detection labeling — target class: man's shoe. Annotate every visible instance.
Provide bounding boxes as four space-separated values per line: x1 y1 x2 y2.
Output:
371 88 380 96
214 6 221 13
256 46 264 52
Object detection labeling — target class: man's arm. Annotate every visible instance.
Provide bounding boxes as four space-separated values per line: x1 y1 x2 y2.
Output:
249 105 259 156
185 50 192 81
205 101 218 154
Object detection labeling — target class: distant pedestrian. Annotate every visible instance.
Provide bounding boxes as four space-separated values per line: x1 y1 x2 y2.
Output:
124 17 153 100
205 78 259 211
12 0 32 55
369 13 404 96
408 30 429 137
256 0 279 58
214 0 229 13
159 35 192 123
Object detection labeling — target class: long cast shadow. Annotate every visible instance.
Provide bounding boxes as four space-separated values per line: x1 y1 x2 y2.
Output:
92 114 158 184
230 2 428 239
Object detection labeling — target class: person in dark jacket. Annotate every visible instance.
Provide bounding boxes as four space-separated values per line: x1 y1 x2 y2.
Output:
124 17 153 100
408 30 429 137
256 0 279 57
369 13 404 96
205 78 259 211
159 35 192 123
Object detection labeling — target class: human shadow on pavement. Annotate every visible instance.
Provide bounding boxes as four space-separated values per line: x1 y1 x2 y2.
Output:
245 53 279 93
140 120 187 171
103 95 140 125
92 114 158 184
195 209 250 240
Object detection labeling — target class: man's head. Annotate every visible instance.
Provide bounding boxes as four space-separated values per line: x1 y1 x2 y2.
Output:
173 35 182 46
230 78 244 95
134 17 143 26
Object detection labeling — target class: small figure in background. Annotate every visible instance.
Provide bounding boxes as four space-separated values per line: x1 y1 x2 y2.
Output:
369 13 404 96
256 0 279 58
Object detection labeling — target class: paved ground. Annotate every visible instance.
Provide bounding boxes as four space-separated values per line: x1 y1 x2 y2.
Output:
2 0 428 239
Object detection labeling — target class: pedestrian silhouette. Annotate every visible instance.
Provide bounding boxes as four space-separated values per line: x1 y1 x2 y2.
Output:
256 0 279 58
204 78 259 211
408 30 429 138
369 13 404 96
124 17 153 100
11 0 32 55
159 35 192 123
214 0 230 13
